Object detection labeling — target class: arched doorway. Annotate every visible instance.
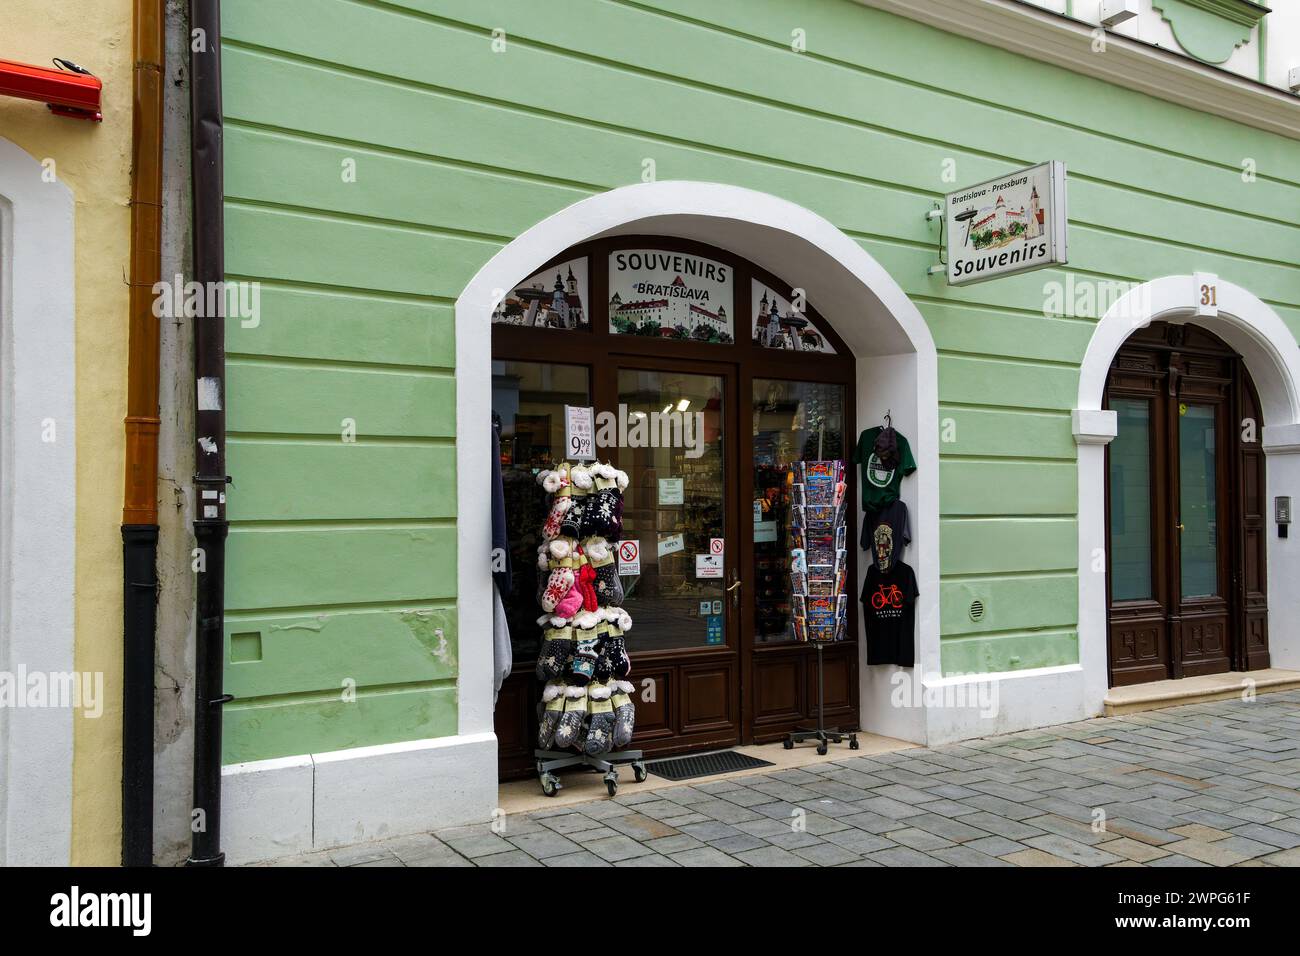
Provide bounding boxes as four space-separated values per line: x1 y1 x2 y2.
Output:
1075 275 1300 708
455 182 941 771
490 234 866 775
1104 322 1268 686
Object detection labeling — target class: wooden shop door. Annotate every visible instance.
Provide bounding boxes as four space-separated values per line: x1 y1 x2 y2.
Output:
1105 322 1269 686
595 355 743 757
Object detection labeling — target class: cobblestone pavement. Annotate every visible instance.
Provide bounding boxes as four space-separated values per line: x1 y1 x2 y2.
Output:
266 690 1300 867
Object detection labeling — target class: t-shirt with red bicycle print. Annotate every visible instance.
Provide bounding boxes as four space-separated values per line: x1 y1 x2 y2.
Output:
869 581 907 616
860 560 917 667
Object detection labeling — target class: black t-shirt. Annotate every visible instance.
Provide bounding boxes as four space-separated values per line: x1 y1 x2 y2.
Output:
861 499 910 573
860 560 918 667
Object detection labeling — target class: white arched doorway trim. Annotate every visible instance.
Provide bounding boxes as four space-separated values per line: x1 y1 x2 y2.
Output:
0 137 76 865
456 181 941 762
1074 274 1300 712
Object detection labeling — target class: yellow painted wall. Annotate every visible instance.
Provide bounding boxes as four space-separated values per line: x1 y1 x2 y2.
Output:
0 0 133 864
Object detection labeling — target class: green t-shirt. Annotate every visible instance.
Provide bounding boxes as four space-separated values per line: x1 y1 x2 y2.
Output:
852 427 916 510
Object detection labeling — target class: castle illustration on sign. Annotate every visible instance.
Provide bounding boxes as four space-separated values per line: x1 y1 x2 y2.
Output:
961 185 1045 251
607 250 735 343
491 258 588 330
751 280 834 353
609 275 730 341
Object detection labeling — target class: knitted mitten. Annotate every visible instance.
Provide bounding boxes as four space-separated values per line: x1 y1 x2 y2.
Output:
553 581 584 619
576 560 599 613
541 495 572 539
535 547 551 605
540 568 574 613
586 538 625 605
559 499 586 540
537 682 566 749
604 622 631 679
584 682 616 756
553 685 588 749
610 679 636 748
568 634 600 686
593 623 613 682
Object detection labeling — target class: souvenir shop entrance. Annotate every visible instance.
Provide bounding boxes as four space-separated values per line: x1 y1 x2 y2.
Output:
491 236 859 779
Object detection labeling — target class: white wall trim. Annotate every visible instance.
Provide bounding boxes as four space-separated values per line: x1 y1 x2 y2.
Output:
1075 274 1300 694
858 0 1300 140
0 136 77 866
457 181 941 747
222 732 497 865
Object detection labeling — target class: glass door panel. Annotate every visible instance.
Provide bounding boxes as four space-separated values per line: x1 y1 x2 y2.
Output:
1109 398 1154 602
1179 403 1219 597
616 368 727 653
751 379 846 643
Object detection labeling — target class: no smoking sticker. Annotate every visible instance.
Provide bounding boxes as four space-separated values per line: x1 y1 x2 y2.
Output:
710 538 724 555
618 540 641 576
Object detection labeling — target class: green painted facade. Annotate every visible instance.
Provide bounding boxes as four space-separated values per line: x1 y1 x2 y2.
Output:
218 0 1300 763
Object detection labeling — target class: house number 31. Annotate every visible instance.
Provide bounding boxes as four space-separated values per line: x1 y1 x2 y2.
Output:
1194 272 1219 317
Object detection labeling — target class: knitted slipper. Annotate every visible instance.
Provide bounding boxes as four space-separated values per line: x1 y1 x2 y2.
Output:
553 685 588 750
584 682 616 756
536 681 566 749
535 624 574 681
610 679 636 748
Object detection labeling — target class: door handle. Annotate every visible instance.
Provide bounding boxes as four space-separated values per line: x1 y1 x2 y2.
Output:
1177 523 1185 532
726 580 742 593
727 578 742 609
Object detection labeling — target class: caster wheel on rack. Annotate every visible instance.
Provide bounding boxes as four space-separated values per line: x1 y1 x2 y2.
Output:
783 737 794 750
541 773 561 797
817 743 828 756
604 772 618 797
849 735 860 751
632 761 648 783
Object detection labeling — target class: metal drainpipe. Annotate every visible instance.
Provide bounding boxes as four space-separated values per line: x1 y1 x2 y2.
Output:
121 0 166 868
186 0 230 868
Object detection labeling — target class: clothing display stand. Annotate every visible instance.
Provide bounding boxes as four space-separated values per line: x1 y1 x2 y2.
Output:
784 643 859 755
532 458 645 798
534 748 647 797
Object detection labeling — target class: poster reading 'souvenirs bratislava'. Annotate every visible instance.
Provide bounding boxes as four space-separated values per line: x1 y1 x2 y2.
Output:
607 248 735 343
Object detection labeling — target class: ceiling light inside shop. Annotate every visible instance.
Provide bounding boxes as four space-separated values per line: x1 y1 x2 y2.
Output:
676 399 690 411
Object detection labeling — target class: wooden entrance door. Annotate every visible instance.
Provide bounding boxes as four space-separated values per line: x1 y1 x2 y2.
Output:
1104 322 1269 686
597 355 743 756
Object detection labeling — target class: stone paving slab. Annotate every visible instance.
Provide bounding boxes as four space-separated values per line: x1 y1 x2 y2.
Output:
262 690 1300 868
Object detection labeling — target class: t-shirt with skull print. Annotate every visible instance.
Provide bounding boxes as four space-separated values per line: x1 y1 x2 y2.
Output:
861 498 910 573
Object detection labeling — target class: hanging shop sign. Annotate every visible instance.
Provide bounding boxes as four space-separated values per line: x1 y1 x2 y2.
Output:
944 161 1067 286
608 249 734 343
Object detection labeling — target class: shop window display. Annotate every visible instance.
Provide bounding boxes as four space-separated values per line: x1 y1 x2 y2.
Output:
493 360 591 662
752 380 845 643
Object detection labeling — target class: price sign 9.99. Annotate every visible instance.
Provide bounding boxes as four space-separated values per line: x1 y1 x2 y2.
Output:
565 405 596 461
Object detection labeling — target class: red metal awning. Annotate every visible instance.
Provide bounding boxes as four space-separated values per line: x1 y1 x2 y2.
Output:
0 57 102 121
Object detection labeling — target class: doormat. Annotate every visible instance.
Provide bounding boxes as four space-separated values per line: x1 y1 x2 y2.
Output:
646 750 774 782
